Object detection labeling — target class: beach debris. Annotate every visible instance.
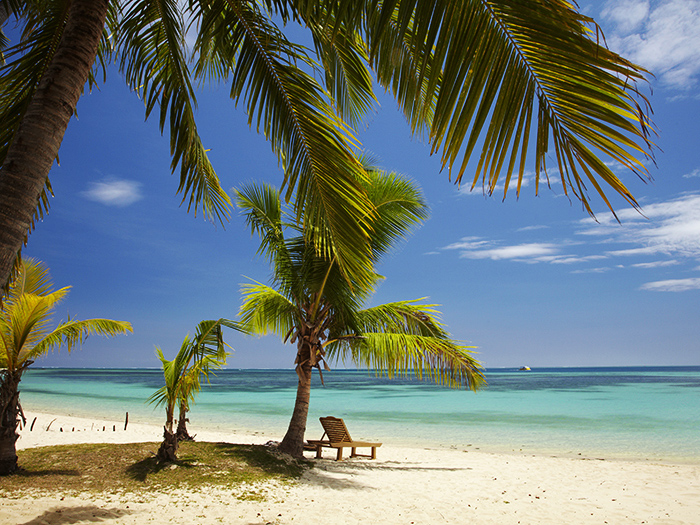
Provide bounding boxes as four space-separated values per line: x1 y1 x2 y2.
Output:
45 418 57 431
124 412 129 431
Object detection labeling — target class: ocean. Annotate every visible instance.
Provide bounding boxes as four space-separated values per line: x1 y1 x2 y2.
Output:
18 366 700 463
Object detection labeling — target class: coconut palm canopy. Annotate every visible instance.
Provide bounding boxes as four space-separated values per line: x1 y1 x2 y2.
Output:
0 258 133 372
0 0 654 294
235 167 485 456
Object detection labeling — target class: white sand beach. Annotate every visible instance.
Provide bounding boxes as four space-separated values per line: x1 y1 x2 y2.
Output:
2 411 699 524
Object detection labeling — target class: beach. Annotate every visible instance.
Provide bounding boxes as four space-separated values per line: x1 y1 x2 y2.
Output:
2 410 699 524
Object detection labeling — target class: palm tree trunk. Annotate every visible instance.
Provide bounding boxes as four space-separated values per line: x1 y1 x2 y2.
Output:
278 357 313 457
0 0 110 292
0 370 23 475
157 402 178 462
175 404 193 441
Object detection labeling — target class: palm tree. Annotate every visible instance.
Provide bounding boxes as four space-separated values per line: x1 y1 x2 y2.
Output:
148 318 238 462
0 257 132 475
235 167 486 457
0 1 655 295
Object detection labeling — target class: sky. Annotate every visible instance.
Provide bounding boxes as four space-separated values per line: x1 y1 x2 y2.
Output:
13 0 700 369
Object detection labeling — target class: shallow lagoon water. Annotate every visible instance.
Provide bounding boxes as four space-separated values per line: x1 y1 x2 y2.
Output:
19 366 700 462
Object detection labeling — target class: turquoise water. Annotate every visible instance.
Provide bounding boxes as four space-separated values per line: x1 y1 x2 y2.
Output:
18 367 700 462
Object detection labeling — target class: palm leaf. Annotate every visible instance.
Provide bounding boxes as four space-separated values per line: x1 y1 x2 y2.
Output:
116 0 231 224
27 318 132 363
193 0 376 287
364 0 654 216
238 281 297 337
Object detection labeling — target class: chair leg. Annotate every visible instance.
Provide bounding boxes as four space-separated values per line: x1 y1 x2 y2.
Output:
336 447 343 461
315 445 322 459
351 447 357 458
371 447 376 460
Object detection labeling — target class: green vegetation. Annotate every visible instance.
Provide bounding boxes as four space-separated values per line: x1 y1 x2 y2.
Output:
0 258 132 475
149 319 240 461
236 167 485 457
1 441 309 497
0 1 655 295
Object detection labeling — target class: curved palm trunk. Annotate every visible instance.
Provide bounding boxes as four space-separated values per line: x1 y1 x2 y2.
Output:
0 0 110 292
157 402 178 462
278 348 313 457
0 370 23 475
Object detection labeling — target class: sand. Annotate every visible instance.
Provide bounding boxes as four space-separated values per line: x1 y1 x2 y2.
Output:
1 411 699 524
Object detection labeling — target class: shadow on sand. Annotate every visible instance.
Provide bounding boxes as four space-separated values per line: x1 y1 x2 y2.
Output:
17 505 132 525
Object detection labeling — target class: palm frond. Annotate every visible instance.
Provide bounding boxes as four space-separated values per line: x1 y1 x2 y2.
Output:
238 281 297 337
366 0 654 217
331 332 484 390
235 182 290 263
363 166 429 261
306 14 377 127
116 0 231 224
26 317 132 362
193 0 376 287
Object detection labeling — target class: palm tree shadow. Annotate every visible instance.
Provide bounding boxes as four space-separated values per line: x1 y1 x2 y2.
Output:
125 455 196 482
12 468 80 477
212 442 310 476
18 505 131 525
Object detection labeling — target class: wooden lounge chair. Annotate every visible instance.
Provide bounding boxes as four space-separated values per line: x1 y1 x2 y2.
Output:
307 416 382 461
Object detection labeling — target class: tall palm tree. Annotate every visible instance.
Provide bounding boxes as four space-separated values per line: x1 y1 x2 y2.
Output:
0 0 655 295
148 318 238 461
0 257 132 475
235 168 486 457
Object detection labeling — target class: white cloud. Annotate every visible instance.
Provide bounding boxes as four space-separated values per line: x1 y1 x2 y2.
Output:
602 0 700 89
640 277 700 291
445 239 561 261
517 225 550 232
571 267 614 274
442 194 700 291
631 259 680 268
683 168 700 178
83 178 143 207
602 0 651 32
579 193 700 259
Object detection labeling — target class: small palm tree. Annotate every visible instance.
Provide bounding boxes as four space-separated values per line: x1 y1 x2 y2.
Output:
0 258 132 475
149 319 238 462
236 167 485 457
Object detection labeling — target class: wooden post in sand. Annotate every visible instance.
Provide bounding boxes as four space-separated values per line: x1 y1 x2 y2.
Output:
124 412 129 431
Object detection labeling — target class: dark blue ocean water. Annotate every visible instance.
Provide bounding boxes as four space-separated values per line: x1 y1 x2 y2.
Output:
19 366 700 462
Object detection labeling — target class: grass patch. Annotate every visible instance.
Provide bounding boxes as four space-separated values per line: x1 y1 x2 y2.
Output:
2 441 310 496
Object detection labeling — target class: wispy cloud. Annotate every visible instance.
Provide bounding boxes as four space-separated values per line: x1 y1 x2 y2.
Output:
578 193 700 259
640 277 700 291
82 178 143 207
632 260 680 268
683 168 700 178
442 193 700 290
602 0 700 90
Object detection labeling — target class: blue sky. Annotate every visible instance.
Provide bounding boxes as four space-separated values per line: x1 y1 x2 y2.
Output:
20 0 700 369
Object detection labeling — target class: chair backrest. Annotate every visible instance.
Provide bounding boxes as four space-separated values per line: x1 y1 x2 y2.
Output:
320 416 352 443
